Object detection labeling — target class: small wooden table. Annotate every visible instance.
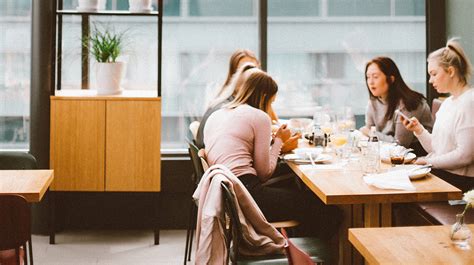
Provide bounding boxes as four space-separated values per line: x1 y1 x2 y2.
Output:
349 225 474 264
287 160 462 265
0 170 54 202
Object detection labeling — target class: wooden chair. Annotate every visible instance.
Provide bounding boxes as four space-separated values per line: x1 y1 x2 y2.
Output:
0 152 37 265
0 152 37 170
0 195 33 265
221 182 329 265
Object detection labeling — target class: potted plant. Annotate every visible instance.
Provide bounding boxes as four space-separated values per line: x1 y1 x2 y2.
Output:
84 25 127 95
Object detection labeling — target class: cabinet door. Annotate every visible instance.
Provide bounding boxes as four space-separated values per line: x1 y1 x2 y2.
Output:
105 100 161 192
50 99 106 191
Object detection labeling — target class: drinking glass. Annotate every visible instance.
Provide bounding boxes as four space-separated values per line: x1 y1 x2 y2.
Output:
331 132 349 160
389 146 405 166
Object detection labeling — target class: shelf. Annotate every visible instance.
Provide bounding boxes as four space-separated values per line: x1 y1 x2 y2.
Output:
56 10 159 16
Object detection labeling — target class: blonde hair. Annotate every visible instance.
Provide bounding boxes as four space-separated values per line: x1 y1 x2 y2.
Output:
225 70 278 114
209 62 257 108
428 38 472 86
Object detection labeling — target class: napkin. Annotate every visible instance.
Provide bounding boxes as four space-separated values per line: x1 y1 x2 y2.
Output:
363 170 415 191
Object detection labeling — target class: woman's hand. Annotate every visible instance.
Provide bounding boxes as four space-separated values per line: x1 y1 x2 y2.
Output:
360 126 370 136
400 116 424 135
275 124 291 143
414 157 428 165
281 133 300 153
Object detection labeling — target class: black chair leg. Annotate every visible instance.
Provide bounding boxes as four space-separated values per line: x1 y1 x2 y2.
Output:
187 203 198 262
184 203 193 264
28 238 33 265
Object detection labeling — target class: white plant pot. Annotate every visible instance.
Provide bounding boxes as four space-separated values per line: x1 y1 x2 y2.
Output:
77 0 99 11
129 0 152 12
95 62 126 95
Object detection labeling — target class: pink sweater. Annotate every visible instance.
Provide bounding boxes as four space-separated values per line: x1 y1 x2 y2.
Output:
204 104 283 182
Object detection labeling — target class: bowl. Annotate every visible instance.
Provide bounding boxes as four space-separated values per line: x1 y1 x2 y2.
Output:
293 147 323 160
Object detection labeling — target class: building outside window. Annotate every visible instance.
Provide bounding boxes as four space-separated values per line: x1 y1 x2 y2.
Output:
0 0 31 150
0 0 426 151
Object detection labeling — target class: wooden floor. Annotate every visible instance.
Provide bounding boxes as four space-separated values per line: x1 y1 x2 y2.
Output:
32 230 192 265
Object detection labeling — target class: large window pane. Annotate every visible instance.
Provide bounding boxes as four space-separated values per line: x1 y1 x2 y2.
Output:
268 0 426 123
189 0 253 17
269 0 320 17
0 0 31 150
162 1 258 148
395 0 425 16
328 0 391 16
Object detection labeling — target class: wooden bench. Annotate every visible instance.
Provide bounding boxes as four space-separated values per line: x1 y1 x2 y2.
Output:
394 201 473 226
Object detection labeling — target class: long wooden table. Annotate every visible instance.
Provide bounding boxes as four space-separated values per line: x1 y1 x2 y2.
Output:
349 225 474 264
0 170 54 202
286 160 462 265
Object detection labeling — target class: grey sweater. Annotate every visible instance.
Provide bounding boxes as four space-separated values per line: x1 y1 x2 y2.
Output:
364 99 433 147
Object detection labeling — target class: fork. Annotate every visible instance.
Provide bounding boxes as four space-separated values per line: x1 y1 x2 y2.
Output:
307 152 317 166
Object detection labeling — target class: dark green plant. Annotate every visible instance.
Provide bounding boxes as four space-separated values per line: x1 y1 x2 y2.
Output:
84 25 125 63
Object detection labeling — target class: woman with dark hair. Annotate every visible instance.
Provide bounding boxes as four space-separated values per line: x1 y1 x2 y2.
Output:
204 69 341 239
360 56 433 154
402 39 473 192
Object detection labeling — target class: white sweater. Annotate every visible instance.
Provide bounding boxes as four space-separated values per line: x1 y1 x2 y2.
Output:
417 88 474 177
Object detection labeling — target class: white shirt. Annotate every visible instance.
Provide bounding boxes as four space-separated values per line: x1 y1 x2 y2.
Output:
417 88 474 177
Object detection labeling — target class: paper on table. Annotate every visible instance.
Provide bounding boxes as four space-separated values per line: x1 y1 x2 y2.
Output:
363 170 415 191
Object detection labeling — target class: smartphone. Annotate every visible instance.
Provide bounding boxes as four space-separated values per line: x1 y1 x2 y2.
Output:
395 109 412 123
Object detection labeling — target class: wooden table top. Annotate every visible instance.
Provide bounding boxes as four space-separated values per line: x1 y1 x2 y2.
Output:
0 170 54 202
349 225 474 265
287 161 462 205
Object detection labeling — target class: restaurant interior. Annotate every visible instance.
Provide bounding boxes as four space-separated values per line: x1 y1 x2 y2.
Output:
1 0 473 264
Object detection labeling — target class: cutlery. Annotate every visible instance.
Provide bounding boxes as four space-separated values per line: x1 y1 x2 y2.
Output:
307 152 316 166
409 164 432 172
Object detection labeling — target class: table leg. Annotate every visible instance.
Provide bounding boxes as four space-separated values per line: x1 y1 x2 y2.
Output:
49 191 55 244
154 192 160 245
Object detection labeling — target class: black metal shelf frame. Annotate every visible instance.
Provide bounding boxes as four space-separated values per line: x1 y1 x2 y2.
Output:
53 1 162 97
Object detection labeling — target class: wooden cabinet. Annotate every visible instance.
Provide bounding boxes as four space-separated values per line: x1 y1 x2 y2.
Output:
50 90 161 192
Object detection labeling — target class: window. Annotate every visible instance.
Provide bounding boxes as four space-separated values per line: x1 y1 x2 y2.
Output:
0 0 31 150
268 0 426 122
162 0 258 148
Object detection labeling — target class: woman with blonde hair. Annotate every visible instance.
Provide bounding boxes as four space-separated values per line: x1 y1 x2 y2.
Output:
402 38 474 192
204 69 341 238
196 49 289 149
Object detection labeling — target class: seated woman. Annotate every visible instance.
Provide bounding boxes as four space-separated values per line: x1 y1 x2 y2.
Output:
204 68 340 238
360 57 433 155
195 49 298 152
401 39 473 192
195 49 260 148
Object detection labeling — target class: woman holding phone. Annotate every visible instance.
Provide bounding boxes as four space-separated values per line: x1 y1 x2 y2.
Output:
402 39 474 192
360 56 433 155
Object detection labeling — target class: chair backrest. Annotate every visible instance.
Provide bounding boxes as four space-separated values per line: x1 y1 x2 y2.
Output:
0 195 31 251
221 182 243 263
0 152 37 170
188 140 206 185
189 121 200 141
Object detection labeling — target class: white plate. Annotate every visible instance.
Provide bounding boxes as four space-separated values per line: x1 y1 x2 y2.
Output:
408 167 431 180
284 153 332 164
390 165 431 180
